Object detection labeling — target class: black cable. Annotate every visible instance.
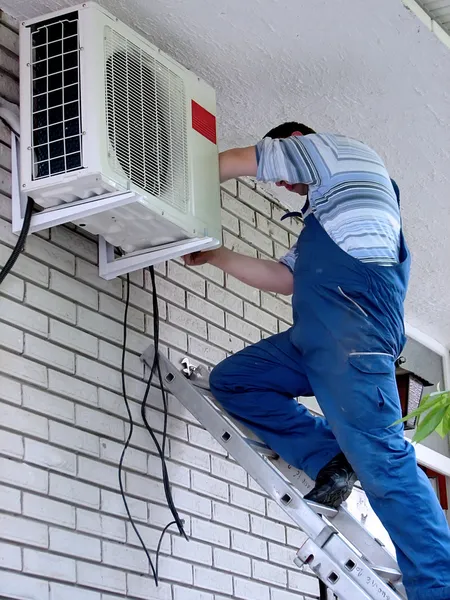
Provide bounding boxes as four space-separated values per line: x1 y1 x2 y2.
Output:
319 579 329 600
118 270 186 586
0 195 34 287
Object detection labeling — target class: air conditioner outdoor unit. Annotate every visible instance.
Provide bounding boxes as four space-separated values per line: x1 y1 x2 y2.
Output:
16 2 221 278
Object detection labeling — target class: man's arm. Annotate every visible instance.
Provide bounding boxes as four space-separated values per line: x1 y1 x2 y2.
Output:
185 247 293 296
219 147 257 183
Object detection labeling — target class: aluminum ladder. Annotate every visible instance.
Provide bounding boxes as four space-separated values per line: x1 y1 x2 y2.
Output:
141 346 406 600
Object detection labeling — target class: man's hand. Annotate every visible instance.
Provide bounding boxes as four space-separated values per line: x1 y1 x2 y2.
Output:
183 247 293 295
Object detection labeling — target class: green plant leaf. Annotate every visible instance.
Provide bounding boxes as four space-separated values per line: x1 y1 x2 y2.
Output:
412 405 448 444
391 391 450 427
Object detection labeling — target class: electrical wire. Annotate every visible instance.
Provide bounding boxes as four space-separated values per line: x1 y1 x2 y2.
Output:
118 269 186 586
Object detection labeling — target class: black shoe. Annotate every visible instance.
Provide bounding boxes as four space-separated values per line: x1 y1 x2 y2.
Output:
304 452 357 509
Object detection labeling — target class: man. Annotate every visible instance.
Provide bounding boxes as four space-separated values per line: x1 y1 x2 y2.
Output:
185 123 450 600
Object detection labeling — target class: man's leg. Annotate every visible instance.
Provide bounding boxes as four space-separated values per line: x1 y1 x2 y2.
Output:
209 331 341 480
305 352 450 600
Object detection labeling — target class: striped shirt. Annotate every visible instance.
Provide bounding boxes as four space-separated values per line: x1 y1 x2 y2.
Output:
255 133 401 270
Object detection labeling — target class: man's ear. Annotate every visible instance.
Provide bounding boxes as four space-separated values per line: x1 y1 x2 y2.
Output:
291 131 304 137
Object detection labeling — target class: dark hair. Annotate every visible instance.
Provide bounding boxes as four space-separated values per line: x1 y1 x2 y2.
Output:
264 121 316 139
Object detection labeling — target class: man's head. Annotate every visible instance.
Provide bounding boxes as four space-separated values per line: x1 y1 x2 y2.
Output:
264 121 316 195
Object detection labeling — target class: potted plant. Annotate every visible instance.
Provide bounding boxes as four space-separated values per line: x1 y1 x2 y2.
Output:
393 388 450 443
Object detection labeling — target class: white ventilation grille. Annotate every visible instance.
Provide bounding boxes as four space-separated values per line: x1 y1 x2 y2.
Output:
30 12 82 180
104 27 189 213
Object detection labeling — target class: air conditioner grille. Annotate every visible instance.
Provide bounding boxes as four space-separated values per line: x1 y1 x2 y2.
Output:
104 27 189 213
30 12 82 180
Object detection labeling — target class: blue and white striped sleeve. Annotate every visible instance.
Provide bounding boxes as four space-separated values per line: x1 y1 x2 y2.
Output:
255 136 318 185
279 241 298 273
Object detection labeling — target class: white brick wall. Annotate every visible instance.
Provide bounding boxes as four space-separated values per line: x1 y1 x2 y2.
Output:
0 15 318 600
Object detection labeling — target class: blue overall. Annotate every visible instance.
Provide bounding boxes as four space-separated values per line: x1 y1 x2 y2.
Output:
210 205 450 599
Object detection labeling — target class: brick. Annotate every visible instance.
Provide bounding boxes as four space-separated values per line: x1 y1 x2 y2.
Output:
168 261 205 296
221 206 239 233
192 471 229 501
226 313 260 343
145 271 186 307
261 292 292 323
186 261 224 286
50 319 98 357
0 513 48 548
76 355 121 393
230 485 266 515
238 182 271 216
192 517 229 547
50 582 100 600
0 243 49 285
271 204 303 235
223 230 257 258
76 258 122 298
98 387 142 423
76 404 124 440
286 527 308 549
170 439 210 471
208 324 245 353
148 502 191 533
50 527 101 561
26 283 76 323
77 305 122 344
225 274 260 304
25 334 75 373
244 303 278 334
274 241 290 261
101 489 147 522
100 291 145 330
268 543 297 568
128 574 172 599
172 535 212 566
221 180 237 196
288 569 320 596
168 304 207 338
159 320 188 351
24 439 76 475
213 501 250 531
78 456 119 489
102 540 148 573
207 282 243 316
253 559 287 586
0 429 23 458
77 561 126 593
126 521 171 553
0 456 48 493
24 493 75 528
2 402 48 439
221 191 256 226
247 476 266 494
50 473 99 509
0 373 21 404
157 555 193 584
256 213 290 246
187 293 224 327
50 270 98 309
240 222 274 256
234 577 270 600
100 437 147 473
126 471 165 503
77 508 125 542
49 421 99 457
267 499 295 526
26 235 75 274
48 370 98 405
0 272 24 300
211 456 247 486
0 540 21 570
188 425 227 456
194 565 233 594
51 226 97 262
0 321 23 351
171 488 212 519
0 483 20 512
214 548 251 576
278 319 290 333
231 530 268 559
23 386 74 422
0 296 48 335
188 336 226 366
148 454 190 488
251 514 285 543
0 572 49 600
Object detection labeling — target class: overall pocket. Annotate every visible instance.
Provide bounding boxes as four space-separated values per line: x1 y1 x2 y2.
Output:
338 286 368 318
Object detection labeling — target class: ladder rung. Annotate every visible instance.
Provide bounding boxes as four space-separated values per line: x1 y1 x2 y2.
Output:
371 565 402 582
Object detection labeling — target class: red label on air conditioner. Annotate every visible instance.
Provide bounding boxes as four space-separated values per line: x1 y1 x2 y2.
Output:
192 100 217 144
